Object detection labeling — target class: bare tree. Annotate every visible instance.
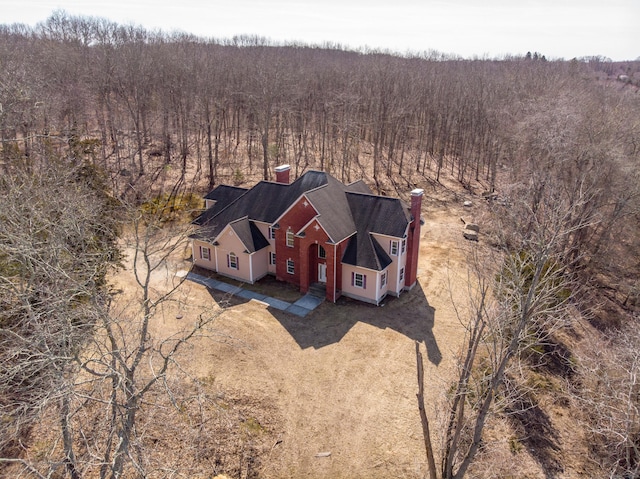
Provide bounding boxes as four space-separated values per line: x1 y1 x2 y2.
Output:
0 165 221 478
416 181 588 478
0 161 118 473
575 325 640 478
64 203 218 479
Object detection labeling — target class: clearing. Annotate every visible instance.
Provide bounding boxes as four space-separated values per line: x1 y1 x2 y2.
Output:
111 187 479 478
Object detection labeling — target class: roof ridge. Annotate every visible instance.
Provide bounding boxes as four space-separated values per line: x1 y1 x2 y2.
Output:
345 190 400 200
367 234 382 270
228 215 249 224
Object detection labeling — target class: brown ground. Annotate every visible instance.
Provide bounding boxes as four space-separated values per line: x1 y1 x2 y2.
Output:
110 181 578 478
107 183 484 479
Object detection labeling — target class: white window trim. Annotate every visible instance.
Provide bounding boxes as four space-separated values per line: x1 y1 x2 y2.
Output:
401 238 406 254
228 252 238 270
399 267 404 282
201 246 210 260
318 245 326 259
390 240 399 256
286 230 295 248
287 259 295 274
381 271 387 288
354 272 365 288
269 226 276 240
269 251 276 265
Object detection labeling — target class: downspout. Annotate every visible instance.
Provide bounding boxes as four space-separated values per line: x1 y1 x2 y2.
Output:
333 243 337 303
249 253 253 282
396 254 401 296
214 246 219 272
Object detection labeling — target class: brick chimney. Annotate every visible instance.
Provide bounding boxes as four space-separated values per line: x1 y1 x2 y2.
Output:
404 188 424 290
275 164 291 184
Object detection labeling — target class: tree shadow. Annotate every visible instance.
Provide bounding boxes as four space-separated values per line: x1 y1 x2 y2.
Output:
506 384 563 478
204 278 441 364
525 337 577 381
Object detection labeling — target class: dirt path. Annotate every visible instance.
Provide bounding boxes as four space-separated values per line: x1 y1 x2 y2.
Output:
111 194 479 478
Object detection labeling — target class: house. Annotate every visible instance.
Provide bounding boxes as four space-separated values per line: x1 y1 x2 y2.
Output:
191 165 423 305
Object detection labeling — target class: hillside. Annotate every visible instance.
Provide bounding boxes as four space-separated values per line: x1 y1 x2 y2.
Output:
1 12 639 479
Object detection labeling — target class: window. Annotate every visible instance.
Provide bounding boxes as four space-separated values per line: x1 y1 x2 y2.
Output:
352 272 366 289
200 246 210 261
269 252 276 265
269 226 276 240
286 230 295 248
399 267 404 281
381 271 387 288
287 259 295 274
401 239 406 254
318 245 326 259
228 252 238 270
390 240 399 256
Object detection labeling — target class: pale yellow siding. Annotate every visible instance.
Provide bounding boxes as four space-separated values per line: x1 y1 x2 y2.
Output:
341 265 383 305
215 227 252 282
371 232 407 296
251 248 269 282
253 221 277 274
192 240 216 270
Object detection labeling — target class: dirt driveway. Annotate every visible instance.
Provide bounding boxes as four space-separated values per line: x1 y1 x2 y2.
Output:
114 194 478 479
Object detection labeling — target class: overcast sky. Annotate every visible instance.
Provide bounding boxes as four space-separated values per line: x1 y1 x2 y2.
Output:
2 0 638 60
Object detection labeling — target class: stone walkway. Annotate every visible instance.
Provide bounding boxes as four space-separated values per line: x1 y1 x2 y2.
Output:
184 271 324 317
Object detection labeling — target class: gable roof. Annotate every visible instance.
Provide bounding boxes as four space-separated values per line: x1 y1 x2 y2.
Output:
341 233 393 271
195 185 249 225
195 170 414 271
228 218 270 253
338 192 411 270
345 192 411 238
195 171 329 239
304 175 356 243
204 184 248 201
344 179 372 195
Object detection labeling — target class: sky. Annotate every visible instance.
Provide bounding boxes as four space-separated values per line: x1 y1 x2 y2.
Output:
1 0 638 61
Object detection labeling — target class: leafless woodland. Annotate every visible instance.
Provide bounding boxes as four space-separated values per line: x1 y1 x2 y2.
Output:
1 11 640 479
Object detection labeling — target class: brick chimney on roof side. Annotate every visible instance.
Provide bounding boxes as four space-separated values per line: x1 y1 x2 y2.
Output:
404 188 424 290
275 164 291 184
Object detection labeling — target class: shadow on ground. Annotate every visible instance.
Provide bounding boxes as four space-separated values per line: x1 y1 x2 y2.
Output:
205 278 441 365
506 380 563 478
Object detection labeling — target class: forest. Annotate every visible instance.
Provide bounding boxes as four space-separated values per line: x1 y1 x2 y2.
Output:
1 10 640 479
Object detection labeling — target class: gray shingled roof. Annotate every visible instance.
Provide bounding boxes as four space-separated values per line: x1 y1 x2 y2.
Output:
304 175 380 243
341 233 393 271
339 192 411 270
344 179 372 195
195 171 328 240
229 218 270 253
305 176 356 243
204 184 248 201
345 192 411 238
195 170 413 270
195 185 248 226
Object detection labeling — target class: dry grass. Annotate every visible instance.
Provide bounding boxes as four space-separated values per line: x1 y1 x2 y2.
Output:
103 177 487 478
19 173 592 478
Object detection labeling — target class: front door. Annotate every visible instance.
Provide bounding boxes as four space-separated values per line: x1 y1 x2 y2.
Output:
318 263 327 283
